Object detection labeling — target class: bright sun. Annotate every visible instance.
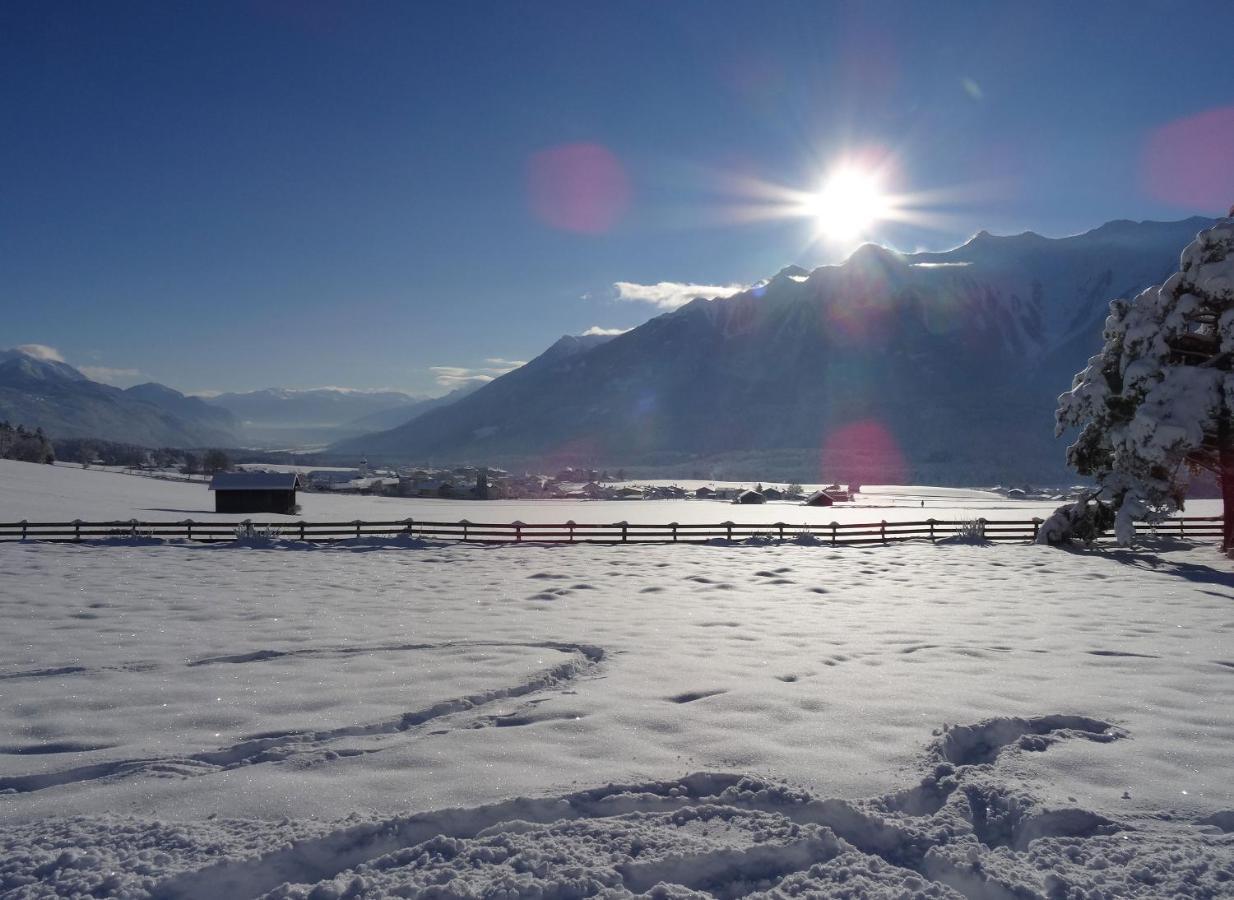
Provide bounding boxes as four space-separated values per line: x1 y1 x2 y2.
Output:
806 167 889 242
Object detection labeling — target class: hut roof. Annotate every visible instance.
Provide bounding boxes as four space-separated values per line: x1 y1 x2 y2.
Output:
209 472 301 492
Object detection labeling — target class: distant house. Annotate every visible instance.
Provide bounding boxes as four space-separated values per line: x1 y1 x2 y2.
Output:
209 472 301 515
307 469 357 487
1007 488 1027 500
820 484 852 502
734 489 766 505
646 485 687 500
694 486 715 499
615 487 643 498
761 487 783 501
804 490 834 507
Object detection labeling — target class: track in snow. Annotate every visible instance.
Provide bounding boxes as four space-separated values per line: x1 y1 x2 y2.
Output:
144 715 1150 900
0 640 604 794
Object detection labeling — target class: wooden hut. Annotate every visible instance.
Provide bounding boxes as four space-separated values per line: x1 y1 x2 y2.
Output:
734 489 766 504
209 472 301 515
803 490 834 507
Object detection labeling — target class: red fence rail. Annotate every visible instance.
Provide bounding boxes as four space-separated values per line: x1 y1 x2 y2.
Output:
0 516 1222 545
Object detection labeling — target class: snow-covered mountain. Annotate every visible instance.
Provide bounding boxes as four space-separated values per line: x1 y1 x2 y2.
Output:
203 387 431 448
0 352 474 451
0 350 241 447
337 217 1216 483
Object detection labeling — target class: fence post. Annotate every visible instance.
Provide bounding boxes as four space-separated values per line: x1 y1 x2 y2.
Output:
184 519 193 541
513 521 524 543
978 517 987 540
20 519 27 540
567 520 575 543
619 521 628 543
830 522 838 546
776 522 785 543
670 522 678 543
1031 517 1042 541
881 520 887 545
1180 518 1185 538
241 519 252 539
724 521 734 542
404 518 414 538
460 519 469 542
299 520 307 541
73 519 82 542
928 518 936 542
130 518 138 537
354 519 362 539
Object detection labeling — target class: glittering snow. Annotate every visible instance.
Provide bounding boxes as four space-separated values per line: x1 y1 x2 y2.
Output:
1 461 1232 897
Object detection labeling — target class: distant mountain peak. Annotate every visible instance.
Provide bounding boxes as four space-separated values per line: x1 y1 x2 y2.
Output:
770 264 811 282
845 242 904 267
0 348 89 383
126 381 184 398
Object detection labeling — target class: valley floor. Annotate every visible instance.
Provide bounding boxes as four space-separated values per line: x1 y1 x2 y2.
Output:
6 458 1225 527
1 532 1232 897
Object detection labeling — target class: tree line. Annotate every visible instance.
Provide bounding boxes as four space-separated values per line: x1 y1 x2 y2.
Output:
0 422 55 464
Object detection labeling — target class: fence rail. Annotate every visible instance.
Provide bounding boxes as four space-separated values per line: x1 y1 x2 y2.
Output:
0 515 1223 546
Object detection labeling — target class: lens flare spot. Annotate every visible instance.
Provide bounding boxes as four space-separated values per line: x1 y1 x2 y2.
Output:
1141 107 1234 211
527 142 630 234
820 419 907 486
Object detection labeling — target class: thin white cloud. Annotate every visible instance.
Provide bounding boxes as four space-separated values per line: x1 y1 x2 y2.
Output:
189 385 423 398
612 281 746 310
286 385 424 395
8 345 147 387
583 326 630 336
430 359 526 389
13 343 65 362
79 365 143 386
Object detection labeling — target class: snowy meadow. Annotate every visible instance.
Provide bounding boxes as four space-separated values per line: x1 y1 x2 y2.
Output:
1 461 1232 897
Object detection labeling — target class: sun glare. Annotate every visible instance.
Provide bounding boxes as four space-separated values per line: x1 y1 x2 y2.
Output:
806 167 889 242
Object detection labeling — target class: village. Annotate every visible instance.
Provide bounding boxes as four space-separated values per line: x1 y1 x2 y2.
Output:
245 461 858 507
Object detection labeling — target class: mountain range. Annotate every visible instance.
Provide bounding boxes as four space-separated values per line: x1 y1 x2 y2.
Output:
0 351 241 448
0 355 462 450
202 387 471 448
331 216 1217 484
4 216 1216 481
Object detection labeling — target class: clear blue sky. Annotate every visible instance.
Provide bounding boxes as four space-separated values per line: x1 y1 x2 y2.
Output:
2 1 1232 396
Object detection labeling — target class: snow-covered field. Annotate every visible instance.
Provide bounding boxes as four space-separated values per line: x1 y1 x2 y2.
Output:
2 459 1233 897
10 460 1224 527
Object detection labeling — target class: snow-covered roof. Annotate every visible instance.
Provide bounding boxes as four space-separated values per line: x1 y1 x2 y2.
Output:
209 472 301 491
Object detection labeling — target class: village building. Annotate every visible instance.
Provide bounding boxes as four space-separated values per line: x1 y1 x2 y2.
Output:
209 472 301 515
804 490 834 507
734 489 766 504
694 486 715 499
761 487 783 501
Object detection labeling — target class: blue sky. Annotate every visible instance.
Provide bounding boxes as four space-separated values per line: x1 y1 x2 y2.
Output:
2 1 1232 396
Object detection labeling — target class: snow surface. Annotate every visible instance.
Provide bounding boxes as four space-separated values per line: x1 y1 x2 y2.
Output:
1 460 1232 896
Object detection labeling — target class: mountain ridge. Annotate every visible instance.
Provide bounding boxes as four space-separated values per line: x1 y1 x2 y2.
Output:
331 216 1218 482
0 352 242 448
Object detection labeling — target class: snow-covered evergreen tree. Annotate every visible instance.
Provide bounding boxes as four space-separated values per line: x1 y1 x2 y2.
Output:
1047 217 1234 548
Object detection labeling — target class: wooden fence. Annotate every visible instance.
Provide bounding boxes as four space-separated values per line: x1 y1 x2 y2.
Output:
0 515 1223 545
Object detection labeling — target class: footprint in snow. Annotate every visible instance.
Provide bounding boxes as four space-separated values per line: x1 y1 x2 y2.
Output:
668 689 727 704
